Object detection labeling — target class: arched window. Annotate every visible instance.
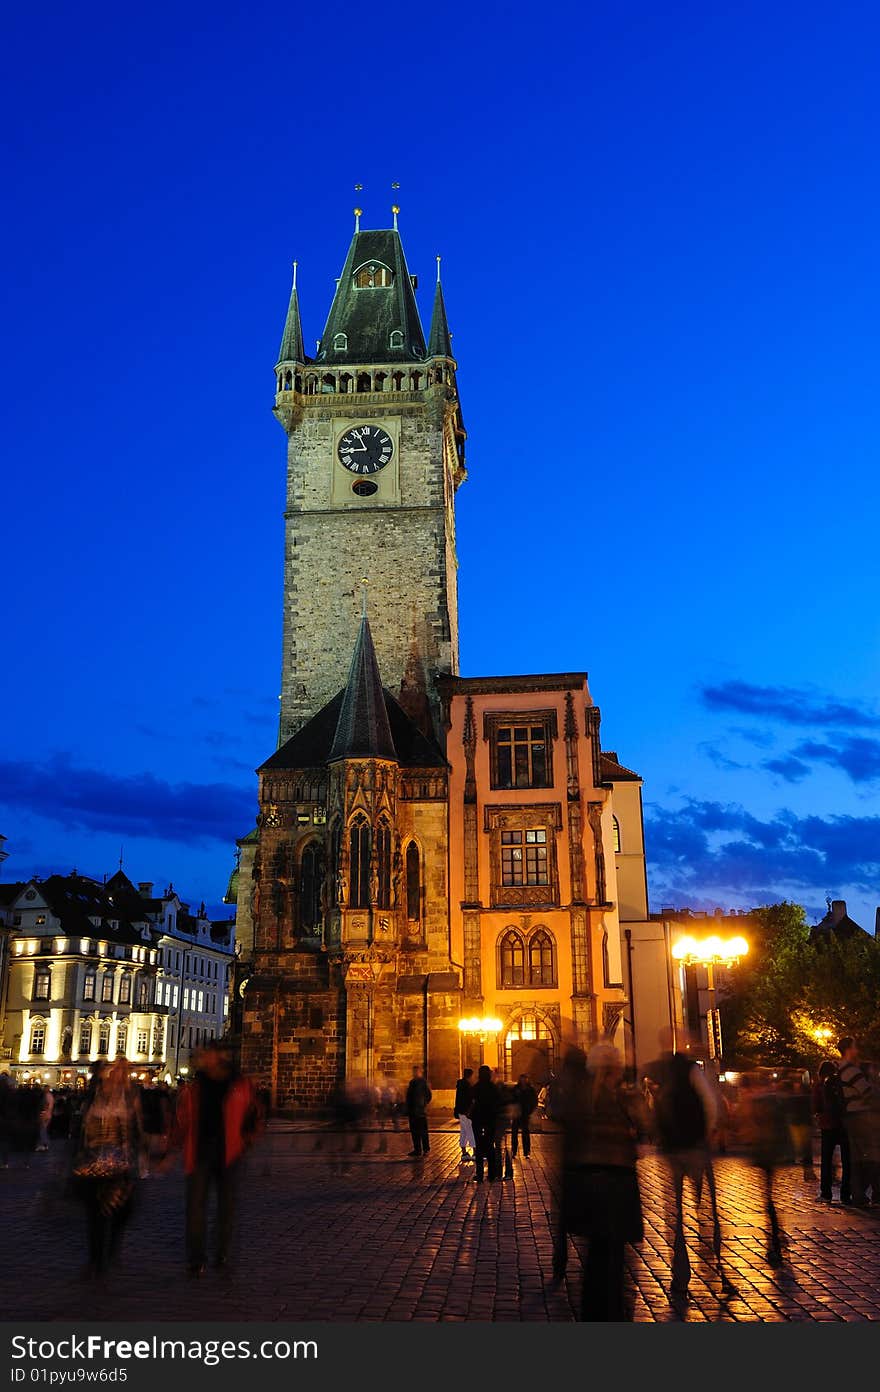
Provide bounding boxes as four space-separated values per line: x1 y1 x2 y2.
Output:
499 930 525 988
376 820 391 909
405 841 420 921
612 816 621 853
528 929 556 987
349 817 371 908
354 262 393 288
30 1019 46 1056
333 333 348 351
390 329 404 349
116 1024 128 1057
357 372 371 393
321 373 336 393
392 371 404 390
300 842 324 930
503 1011 556 1083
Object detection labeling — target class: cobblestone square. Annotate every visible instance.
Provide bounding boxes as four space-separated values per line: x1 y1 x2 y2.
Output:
3 1124 880 1323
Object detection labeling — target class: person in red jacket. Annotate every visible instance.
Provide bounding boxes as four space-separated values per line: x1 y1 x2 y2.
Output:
169 1041 261 1275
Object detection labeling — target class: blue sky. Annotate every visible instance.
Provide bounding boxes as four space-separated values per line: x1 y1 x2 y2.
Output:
3 1 878 925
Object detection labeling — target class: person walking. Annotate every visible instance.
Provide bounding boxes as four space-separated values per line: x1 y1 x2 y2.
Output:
0 1072 15 1168
169 1041 261 1275
453 1068 475 1160
470 1065 501 1183
838 1037 874 1206
555 1043 644 1321
71 1061 142 1278
644 1029 719 1306
812 1060 850 1203
737 1074 791 1265
512 1074 538 1159
35 1086 53 1152
405 1066 432 1157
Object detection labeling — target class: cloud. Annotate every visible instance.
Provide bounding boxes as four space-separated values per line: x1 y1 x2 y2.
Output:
699 743 747 772
729 727 776 749
761 755 811 783
645 799 880 901
701 681 880 729
792 737 880 784
0 755 254 846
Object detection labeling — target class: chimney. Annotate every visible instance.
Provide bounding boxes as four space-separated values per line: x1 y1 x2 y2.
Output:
138 882 154 898
831 900 846 925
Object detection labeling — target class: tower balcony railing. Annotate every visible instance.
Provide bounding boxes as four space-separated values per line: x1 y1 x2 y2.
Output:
274 362 456 403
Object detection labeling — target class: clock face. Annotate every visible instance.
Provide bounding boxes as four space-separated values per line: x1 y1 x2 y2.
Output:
337 424 393 475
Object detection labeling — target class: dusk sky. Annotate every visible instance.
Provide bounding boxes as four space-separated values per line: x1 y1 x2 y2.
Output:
3 2 879 926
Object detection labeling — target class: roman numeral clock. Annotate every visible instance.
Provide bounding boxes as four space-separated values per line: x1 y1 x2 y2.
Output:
331 419 401 503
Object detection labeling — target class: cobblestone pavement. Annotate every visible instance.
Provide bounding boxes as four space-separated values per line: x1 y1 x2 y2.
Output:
2 1124 879 1322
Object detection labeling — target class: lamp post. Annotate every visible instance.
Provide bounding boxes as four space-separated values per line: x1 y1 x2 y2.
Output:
670 934 749 1074
457 1016 503 1075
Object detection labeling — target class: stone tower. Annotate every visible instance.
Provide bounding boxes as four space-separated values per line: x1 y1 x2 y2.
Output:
274 222 466 744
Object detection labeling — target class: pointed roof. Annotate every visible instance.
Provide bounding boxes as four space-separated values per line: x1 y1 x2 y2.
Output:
316 228 426 365
277 271 305 365
428 280 453 358
259 687 446 773
328 615 397 761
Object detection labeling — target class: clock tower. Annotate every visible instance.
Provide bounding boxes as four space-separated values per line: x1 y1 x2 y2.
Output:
273 217 466 743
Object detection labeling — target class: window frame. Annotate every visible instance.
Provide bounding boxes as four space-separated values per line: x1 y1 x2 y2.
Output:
30 1019 47 1055
484 710 557 791
33 968 51 1001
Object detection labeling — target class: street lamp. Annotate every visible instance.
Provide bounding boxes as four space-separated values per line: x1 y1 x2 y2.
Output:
671 934 749 1072
457 1016 503 1073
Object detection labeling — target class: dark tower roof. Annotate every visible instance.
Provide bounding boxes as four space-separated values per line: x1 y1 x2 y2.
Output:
427 280 453 359
316 228 426 365
328 615 397 762
277 270 305 365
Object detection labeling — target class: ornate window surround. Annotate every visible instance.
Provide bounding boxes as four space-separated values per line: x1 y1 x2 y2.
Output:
484 803 562 909
483 709 557 791
496 924 558 989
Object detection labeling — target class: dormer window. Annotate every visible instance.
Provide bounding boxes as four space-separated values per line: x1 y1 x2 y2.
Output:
333 333 348 351
389 330 404 349
354 262 393 289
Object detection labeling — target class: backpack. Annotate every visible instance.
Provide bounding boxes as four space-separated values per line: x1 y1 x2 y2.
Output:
652 1054 707 1151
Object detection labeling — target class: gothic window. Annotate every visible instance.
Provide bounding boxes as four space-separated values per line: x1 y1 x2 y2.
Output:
349 817 371 909
83 971 96 1002
79 1022 92 1054
354 262 393 288
119 974 131 1004
30 1020 46 1055
528 929 556 987
390 330 404 349
503 1011 556 1080
612 816 621 853
499 930 525 988
333 333 348 351
299 842 324 930
492 721 552 789
501 829 548 887
376 820 392 909
405 841 421 921
98 1020 111 1055
33 969 51 1000
116 1024 127 1056
101 974 114 1003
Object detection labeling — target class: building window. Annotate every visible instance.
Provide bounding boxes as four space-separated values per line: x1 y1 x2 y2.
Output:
390 329 404 349
349 817 371 908
101 974 114 1003
83 972 96 1002
98 1021 111 1055
300 842 324 930
30 1020 46 1056
35 914 47 925
137 980 150 1008
116 1024 128 1056
376 819 391 909
354 262 393 288
501 829 548 886
528 929 556 987
612 815 621 853
503 1011 556 1082
405 842 421 922
492 722 551 790
333 332 348 351
119 974 131 1004
33 969 51 1001
79 1023 92 1054
137 1029 149 1055
499 930 525 988
153 1024 163 1056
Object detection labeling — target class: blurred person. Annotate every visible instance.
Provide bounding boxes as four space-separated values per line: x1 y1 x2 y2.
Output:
71 1061 142 1278
470 1065 501 1183
737 1074 791 1265
493 1072 515 1178
405 1065 432 1156
783 1077 816 1181
169 1041 261 1275
35 1084 53 1151
376 1074 401 1153
644 1028 720 1305
555 1043 644 1320
861 1061 880 1205
812 1060 850 1203
512 1073 539 1159
838 1037 874 1206
453 1068 475 1160
0 1072 14 1168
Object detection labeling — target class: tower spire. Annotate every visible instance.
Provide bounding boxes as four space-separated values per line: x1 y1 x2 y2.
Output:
276 261 305 365
428 263 453 359
329 615 397 762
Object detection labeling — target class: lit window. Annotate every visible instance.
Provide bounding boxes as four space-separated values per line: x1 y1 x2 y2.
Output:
116 1024 128 1056
528 929 556 987
501 829 548 886
136 1029 148 1055
101 975 114 1003
79 1023 92 1054
35 914 47 925
354 262 393 288
98 1021 111 1055
83 972 96 1002
30 1020 46 1055
499 930 525 988
33 969 51 1001
183 988 190 1010
119 974 131 1004
173 985 179 1007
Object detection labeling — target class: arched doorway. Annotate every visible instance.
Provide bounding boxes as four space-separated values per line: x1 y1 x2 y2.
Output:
503 1010 557 1086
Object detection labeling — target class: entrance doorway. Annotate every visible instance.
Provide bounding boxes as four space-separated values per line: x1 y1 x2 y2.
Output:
503 1011 556 1085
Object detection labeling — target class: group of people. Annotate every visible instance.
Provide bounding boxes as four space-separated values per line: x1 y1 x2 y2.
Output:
454 1068 538 1179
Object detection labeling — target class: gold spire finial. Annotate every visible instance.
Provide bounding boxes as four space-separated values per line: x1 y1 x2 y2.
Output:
354 207 362 232
391 205 400 230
